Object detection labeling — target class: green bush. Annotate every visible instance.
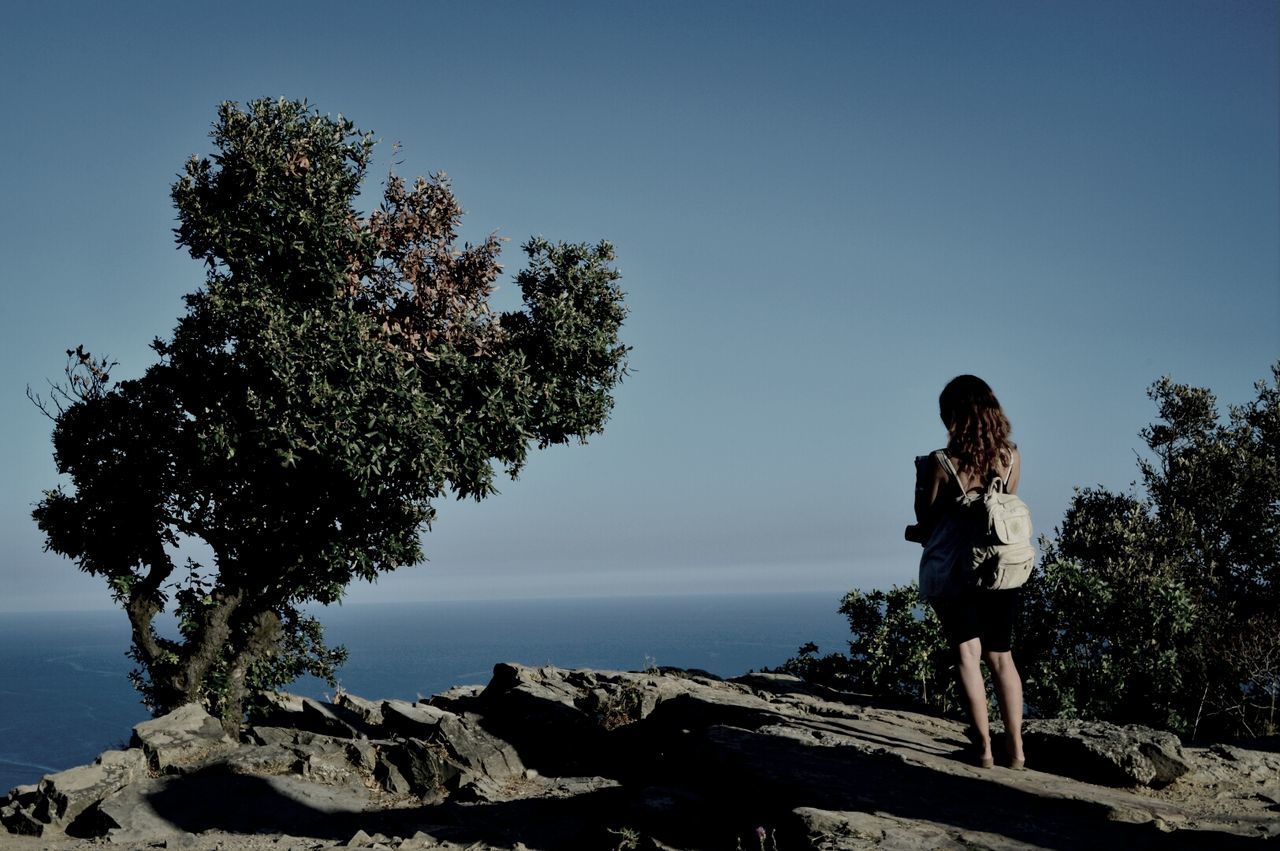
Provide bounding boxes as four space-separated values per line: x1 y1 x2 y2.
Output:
776 583 957 714
1021 366 1278 737
784 365 1279 738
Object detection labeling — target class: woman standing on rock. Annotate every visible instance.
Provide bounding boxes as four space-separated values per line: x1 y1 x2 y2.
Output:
906 375 1027 770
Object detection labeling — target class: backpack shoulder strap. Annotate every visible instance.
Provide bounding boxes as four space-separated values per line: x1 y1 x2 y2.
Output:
934 450 962 488
998 447 1016 489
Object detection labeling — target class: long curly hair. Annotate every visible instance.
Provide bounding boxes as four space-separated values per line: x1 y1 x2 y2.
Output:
939 375 1014 478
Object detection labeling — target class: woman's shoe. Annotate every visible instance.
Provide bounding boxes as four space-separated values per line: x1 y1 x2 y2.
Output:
976 753 994 769
1009 757 1026 771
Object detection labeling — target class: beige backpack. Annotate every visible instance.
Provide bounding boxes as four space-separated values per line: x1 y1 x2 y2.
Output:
934 451 1036 591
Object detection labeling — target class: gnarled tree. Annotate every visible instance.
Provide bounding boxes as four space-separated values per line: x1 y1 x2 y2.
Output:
33 99 629 728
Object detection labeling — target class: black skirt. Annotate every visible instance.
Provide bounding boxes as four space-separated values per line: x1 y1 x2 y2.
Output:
931 588 1020 653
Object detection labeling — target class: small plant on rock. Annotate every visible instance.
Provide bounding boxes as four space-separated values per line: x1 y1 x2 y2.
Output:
775 583 955 714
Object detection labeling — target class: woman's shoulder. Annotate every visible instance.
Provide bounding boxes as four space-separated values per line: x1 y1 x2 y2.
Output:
915 449 950 479
928 449 958 481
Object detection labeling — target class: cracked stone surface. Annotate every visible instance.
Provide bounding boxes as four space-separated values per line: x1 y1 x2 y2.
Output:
2 665 1276 850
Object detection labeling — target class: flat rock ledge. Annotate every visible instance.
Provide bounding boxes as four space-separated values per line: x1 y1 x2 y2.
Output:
2 665 1277 850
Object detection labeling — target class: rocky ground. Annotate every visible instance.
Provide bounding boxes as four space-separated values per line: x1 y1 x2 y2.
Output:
2 664 1277 850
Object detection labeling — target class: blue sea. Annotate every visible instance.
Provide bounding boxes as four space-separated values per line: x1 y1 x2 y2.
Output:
0 592 850 794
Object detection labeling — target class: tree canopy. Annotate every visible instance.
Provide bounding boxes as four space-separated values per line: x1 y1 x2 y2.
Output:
1020 365 1279 737
33 99 630 727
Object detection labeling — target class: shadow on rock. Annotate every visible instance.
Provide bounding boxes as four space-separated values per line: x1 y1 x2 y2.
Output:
5 665 1277 850
687 725 1270 851
137 769 643 849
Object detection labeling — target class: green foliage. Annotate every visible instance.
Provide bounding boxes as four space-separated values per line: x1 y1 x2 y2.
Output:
607 826 640 851
1021 366 1279 737
1019 556 1196 730
776 583 955 713
783 365 1278 738
32 99 629 726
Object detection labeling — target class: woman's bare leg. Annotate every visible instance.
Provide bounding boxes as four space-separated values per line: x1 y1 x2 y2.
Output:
984 650 1025 764
956 637 991 764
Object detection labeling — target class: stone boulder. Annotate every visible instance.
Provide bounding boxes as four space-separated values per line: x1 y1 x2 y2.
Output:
334 690 386 726
0 784 41 836
426 683 485 714
378 699 526 800
472 663 612 774
0 748 147 836
1022 718 1191 787
381 699 460 740
131 703 238 773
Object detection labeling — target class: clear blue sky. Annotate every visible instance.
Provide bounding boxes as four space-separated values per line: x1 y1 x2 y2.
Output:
2 1 1276 612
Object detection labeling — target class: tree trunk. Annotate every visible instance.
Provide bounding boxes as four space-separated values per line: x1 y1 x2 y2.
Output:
124 550 178 711
218 609 283 736
176 589 244 710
